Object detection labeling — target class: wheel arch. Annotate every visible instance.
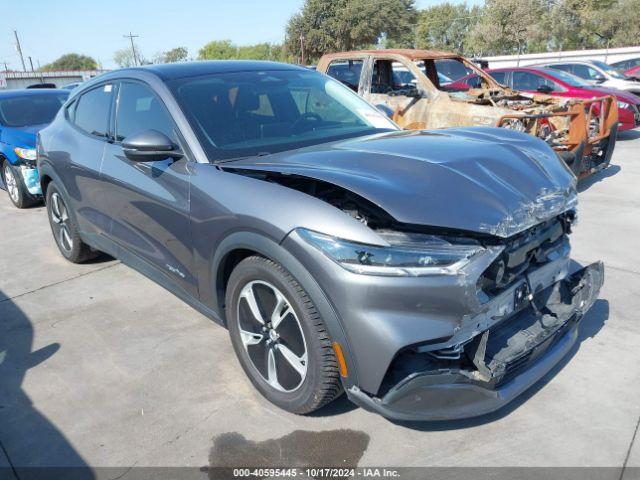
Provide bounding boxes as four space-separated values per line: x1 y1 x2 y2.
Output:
211 230 359 388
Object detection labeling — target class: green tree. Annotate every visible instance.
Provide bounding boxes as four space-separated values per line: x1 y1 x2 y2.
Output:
42 53 97 71
155 46 188 63
415 3 481 54
467 0 547 55
113 48 136 68
198 40 289 61
198 40 237 59
284 0 417 63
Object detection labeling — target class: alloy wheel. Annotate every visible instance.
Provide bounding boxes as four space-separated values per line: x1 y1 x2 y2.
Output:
237 280 308 392
4 164 19 203
50 192 73 253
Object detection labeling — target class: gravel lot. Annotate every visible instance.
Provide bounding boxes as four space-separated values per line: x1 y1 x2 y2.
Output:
1 131 639 477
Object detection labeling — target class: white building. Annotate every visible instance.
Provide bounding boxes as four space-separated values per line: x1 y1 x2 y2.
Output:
0 70 108 90
483 45 640 68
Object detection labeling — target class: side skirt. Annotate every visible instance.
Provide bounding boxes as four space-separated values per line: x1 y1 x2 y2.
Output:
82 231 224 326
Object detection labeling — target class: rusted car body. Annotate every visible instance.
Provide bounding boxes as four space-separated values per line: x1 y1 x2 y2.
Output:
317 49 619 178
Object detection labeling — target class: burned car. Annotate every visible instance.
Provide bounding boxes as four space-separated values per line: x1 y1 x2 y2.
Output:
38 61 603 420
318 49 619 178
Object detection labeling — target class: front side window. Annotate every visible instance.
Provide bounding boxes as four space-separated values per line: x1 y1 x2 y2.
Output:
115 82 176 143
170 69 397 161
489 71 507 85
512 71 557 91
0 93 68 127
326 60 363 92
72 85 113 137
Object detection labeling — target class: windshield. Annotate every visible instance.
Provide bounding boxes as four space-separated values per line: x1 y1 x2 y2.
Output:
0 93 68 127
541 68 591 87
170 69 398 161
591 60 626 79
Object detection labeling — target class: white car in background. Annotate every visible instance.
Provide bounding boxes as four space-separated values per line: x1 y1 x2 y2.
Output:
538 60 640 96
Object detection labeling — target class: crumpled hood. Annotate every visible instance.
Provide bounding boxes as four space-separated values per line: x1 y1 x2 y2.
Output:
225 127 578 238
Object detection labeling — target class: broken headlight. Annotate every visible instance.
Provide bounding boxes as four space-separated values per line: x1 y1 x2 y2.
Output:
14 147 37 162
298 228 483 276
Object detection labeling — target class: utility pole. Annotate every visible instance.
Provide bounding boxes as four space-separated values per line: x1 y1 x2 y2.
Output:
14 30 26 71
299 33 305 65
3 62 8 72
28 56 35 72
123 32 139 66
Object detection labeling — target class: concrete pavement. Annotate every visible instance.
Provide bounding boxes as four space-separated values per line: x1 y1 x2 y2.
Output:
1 131 639 474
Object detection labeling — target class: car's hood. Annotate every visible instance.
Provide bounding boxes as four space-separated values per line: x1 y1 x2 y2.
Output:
0 123 47 149
585 86 640 104
225 128 578 238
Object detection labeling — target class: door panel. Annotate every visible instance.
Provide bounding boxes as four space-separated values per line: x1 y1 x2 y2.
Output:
55 83 114 235
101 81 196 296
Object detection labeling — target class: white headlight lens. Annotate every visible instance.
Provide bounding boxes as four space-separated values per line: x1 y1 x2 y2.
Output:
14 147 37 161
298 228 484 276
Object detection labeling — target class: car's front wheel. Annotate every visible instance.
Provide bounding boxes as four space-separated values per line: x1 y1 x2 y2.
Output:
45 182 98 263
226 256 343 414
2 160 36 209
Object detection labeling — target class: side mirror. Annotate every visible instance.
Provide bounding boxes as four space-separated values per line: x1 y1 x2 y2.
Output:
593 74 606 83
537 84 553 94
123 130 183 162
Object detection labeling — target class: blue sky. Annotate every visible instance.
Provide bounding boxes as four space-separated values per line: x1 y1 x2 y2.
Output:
1 0 482 69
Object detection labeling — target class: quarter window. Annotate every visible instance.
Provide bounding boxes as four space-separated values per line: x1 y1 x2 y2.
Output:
115 82 176 142
72 84 113 137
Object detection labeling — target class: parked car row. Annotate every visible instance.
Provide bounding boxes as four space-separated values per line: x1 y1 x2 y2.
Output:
0 54 610 421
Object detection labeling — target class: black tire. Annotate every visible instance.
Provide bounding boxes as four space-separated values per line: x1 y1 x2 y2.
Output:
45 182 98 263
2 160 37 209
226 255 343 414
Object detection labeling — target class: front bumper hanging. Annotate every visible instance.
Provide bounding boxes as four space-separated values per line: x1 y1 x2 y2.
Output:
347 261 604 421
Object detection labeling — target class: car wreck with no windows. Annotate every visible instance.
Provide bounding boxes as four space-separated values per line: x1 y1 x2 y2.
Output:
318 49 619 178
38 61 604 420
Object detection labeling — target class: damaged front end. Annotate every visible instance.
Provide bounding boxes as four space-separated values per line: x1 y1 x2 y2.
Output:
221 125 602 420
348 261 603 421
492 93 618 178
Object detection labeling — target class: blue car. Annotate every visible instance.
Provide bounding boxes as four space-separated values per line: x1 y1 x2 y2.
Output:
0 89 68 208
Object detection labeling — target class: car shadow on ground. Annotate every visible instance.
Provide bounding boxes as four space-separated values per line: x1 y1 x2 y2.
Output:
0 290 94 479
578 164 622 192
387 297 609 431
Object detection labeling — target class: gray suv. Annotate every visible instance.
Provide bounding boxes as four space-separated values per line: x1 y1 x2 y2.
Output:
37 61 603 421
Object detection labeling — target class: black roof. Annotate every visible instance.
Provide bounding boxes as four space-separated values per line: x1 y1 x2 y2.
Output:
121 61 306 80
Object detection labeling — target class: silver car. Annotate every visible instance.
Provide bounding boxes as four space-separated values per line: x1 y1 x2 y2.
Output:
37 61 603 420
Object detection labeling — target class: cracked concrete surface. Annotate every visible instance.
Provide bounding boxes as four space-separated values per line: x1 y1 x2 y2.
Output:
0 130 639 473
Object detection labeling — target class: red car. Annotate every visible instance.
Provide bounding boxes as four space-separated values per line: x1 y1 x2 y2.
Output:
452 66 640 131
624 65 640 80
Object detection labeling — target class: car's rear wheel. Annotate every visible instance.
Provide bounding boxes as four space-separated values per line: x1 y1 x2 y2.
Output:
2 161 36 209
46 182 98 263
226 256 343 414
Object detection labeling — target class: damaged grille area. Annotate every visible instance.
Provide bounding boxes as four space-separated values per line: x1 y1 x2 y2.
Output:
479 211 574 297
378 262 603 398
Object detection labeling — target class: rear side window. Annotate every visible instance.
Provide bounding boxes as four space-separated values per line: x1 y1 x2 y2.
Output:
71 85 113 137
114 82 176 142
